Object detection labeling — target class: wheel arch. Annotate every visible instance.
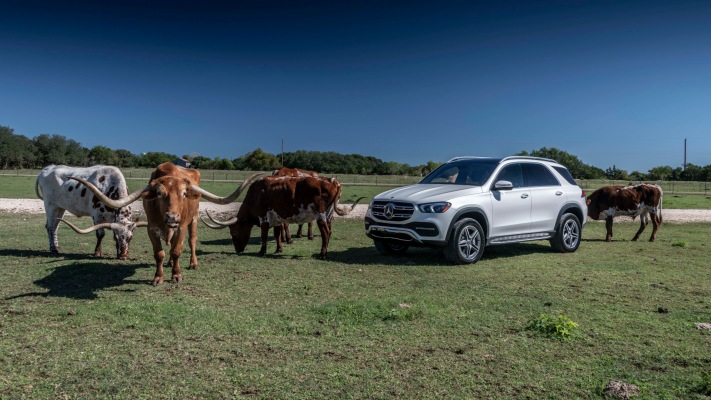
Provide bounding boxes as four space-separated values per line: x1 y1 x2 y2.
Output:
445 207 490 244
556 203 585 230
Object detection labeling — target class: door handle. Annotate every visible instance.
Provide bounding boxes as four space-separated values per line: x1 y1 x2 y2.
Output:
555 191 563 196
521 193 529 199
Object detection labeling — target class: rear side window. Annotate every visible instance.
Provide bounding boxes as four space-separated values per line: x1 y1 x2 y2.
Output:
553 166 578 185
523 163 560 187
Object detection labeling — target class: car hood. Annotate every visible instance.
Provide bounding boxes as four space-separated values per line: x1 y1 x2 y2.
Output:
374 184 483 203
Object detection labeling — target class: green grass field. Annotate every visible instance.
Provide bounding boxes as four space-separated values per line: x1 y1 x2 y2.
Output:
1 213 709 399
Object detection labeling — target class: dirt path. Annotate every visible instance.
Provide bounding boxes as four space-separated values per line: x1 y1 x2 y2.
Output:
0 198 370 220
2 198 710 222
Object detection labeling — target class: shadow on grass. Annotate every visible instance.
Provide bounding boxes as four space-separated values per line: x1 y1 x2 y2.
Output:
0 249 91 262
5 259 144 300
325 241 560 265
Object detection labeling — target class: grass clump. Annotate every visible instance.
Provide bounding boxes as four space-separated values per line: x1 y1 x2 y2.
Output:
672 241 688 247
526 313 579 339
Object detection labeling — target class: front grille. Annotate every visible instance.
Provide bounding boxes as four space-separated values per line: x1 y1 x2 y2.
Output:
371 201 415 222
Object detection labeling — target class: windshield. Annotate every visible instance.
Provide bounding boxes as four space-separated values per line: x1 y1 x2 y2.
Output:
420 159 498 185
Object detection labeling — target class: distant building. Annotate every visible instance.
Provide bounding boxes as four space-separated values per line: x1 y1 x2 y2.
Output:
173 158 192 168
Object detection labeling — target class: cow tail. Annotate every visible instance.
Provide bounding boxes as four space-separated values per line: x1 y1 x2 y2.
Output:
657 189 663 225
35 176 43 200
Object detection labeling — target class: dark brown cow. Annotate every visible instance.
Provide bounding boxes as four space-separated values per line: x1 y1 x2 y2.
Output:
271 167 321 241
586 183 663 242
70 162 260 285
203 175 363 258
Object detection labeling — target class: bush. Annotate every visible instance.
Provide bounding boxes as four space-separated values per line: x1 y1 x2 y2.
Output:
526 313 579 339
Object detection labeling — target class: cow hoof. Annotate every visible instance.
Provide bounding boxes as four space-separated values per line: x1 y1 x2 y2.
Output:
188 264 198 270
152 277 164 286
172 275 183 283
93 252 103 258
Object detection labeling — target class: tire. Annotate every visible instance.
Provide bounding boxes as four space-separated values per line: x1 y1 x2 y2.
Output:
550 213 581 253
444 218 485 264
373 239 410 256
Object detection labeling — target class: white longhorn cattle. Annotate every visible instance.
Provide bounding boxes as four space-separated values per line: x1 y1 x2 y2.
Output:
35 165 141 259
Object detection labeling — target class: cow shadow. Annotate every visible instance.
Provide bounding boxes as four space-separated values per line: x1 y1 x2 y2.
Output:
5 258 144 301
0 249 91 263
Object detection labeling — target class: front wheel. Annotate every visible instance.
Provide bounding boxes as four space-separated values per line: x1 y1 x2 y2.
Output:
373 239 410 256
444 218 485 264
550 213 581 253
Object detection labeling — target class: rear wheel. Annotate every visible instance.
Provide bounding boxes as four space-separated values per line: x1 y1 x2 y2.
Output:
444 218 485 264
550 213 581 253
373 239 410 256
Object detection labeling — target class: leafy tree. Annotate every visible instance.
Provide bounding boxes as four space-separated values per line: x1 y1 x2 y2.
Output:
89 145 116 165
680 163 703 181
604 165 629 180
33 134 89 167
0 126 37 168
628 170 647 181
214 157 235 170
137 152 177 168
516 147 601 179
114 149 138 167
648 166 673 181
242 148 280 171
190 156 213 169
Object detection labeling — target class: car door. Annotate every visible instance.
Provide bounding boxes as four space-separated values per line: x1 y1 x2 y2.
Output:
489 163 532 237
523 163 566 232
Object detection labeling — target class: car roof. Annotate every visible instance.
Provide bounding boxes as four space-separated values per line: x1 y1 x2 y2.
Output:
446 156 561 165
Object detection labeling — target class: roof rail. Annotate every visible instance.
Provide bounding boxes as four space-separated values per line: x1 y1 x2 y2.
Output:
500 155 559 164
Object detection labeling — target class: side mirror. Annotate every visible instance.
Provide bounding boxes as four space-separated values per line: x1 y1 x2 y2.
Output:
493 180 514 191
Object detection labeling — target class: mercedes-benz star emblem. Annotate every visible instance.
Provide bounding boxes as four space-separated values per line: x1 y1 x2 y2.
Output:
384 203 395 219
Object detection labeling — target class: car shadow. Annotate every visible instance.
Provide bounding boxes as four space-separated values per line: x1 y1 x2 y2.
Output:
325 241 561 265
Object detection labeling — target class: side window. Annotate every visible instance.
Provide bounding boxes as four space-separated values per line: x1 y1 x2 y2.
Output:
524 163 560 187
495 164 524 188
553 166 578 185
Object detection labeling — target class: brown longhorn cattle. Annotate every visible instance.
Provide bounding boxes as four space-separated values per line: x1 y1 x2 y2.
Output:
202 175 363 258
271 167 320 241
586 183 663 242
70 162 261 285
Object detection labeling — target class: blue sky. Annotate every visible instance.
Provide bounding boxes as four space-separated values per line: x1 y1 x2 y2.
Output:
1 0 710 173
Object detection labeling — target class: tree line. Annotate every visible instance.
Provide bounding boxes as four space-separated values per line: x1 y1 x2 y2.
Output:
1 125 709 181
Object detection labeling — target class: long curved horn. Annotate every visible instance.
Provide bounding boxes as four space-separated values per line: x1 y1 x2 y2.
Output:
58 218 119 234
68 177 149 209
205 210 237 226
189 173 262 205
199 216 228 229
134 221 149 228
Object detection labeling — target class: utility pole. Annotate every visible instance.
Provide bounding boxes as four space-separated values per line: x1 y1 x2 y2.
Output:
684 138 687 171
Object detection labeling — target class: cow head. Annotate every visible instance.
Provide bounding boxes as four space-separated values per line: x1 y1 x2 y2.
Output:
58 218 148 260
143 176 201 228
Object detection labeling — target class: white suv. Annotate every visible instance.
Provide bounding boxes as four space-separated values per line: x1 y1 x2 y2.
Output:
365 156 587 264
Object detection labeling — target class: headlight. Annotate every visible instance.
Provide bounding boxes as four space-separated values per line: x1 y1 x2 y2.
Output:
418 202 451 213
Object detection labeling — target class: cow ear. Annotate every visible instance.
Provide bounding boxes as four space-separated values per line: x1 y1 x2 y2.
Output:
143 185 158 201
